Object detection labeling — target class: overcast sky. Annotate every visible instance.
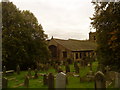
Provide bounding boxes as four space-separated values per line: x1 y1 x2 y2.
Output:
9 0 96 40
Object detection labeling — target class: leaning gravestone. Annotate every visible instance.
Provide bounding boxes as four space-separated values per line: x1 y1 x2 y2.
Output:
34 69 38 79
56 72 66 89
24 75 29 88
27 68 31 78
48 73 54 90
2 77 8 88
16 65 20 75
43 74 48 85
115 72 120 88
95 71 106 90
3 66 6 76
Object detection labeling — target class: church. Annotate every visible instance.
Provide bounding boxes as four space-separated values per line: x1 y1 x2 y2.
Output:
48 32 97 63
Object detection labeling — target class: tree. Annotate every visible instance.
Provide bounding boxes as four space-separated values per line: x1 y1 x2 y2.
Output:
2 2 50 70
91 2 120 72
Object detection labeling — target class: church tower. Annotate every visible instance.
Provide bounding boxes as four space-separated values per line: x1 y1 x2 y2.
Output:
89 32 96 42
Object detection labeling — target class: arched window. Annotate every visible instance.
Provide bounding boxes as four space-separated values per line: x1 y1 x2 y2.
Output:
49 45 57 58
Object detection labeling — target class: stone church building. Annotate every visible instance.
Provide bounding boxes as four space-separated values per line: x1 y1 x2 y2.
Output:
48 32 97 62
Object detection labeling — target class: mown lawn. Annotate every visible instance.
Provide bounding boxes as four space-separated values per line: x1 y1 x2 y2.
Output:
6 61 98 88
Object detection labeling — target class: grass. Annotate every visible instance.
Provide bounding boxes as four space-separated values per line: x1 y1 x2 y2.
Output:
6 61 98 88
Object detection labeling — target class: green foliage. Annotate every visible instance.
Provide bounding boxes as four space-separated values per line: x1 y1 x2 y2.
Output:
91 2 120 72
2 2 50 70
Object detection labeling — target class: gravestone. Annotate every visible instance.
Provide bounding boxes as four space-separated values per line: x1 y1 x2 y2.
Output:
115 72 120 88
43 74 48 85
95 71 106 90
75 64 79 74
3 66 6 76
2 77 8 88
65 64 70 73
16 65 20 75
105 66 110 74
34 69 38 79
74 62 77 68
56 72 66 89
48 73 54 90
24 75 29 88
27 68 31 78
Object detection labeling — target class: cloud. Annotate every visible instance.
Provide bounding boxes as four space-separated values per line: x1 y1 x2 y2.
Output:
10 0 95 40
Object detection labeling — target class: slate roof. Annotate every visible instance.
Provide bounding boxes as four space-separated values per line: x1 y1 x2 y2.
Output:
53 38 97 51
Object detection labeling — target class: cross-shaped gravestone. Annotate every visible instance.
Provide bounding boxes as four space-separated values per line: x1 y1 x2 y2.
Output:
3 66 6 76
95 71 106 89
105 66 110 74
56 72 66 89
16 65 20 75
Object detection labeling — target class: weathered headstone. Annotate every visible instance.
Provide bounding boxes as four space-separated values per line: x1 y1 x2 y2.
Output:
115 72 120 88
2 77 8 88
65 64 70 73
34 69 38 79
94 71 106 90
24 75 29 88
27 68 31 78
56 72 66 89
3 66 6 76
43 74 48 85
16 65 20 75
48 73 54 90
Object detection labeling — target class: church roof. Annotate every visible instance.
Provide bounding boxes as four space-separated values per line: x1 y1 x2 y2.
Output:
53 38 97 51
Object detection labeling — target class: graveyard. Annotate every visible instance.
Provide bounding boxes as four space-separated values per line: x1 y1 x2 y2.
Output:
3 61 116 88
2 1 120 89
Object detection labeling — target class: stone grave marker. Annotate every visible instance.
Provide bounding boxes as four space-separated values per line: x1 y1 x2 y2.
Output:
24 75 29 88
16 65 20 75
27 68 31 78
2 77 8 88
56 72 66 89
105 66 110 74
48 73 54 89
94 71 106 89
65 64 70 73
34 69 38 79
43 74 48 85
75 64 79 74
115 72 120 88
3 66 6 76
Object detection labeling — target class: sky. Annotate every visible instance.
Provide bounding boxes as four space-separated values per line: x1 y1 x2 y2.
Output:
8 0 96 40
